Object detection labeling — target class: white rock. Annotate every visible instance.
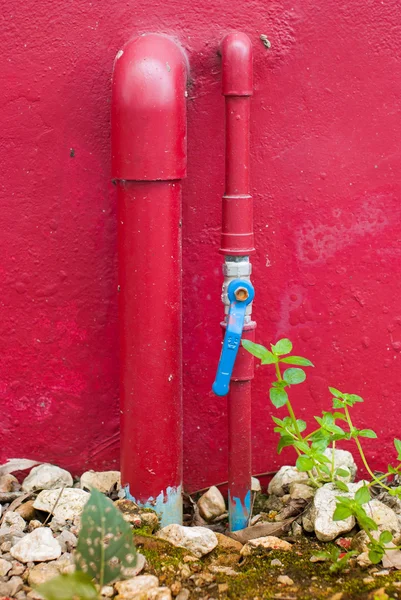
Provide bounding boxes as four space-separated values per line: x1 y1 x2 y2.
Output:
122 551 146 578
351 500 401 552
268 466 308 497
278 575 294 586
356 551 372 568
323 448 357 481
3 512 26 531
241 536 292 556
56 530 77 552
149 588 172 600
115 575 159 597
101 586 115 597
251 477 261 492
22 464 73 492
10 527 61 563
33 488 89 520
0 558 12 576
310 481 366 541
80 470 121 493
157 524 218 558
28 562 60 586
289 482 315 501
198 486 226 521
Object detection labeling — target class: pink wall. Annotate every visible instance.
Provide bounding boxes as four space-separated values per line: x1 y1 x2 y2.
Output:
2 0 401 492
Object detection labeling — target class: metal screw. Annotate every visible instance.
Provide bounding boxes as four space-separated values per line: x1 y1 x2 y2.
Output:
234 287 249 301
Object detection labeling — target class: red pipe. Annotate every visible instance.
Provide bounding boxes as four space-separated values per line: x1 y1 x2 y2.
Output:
111 34 187 526
221 33 255 531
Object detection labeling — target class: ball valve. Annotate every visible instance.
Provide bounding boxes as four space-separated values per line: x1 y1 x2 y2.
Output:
213 279 255 397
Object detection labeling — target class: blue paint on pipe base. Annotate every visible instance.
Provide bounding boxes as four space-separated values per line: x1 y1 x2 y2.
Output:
124 484 183 527
229 489 251 531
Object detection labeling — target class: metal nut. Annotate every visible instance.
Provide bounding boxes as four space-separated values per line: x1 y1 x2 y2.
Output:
234 287 249 301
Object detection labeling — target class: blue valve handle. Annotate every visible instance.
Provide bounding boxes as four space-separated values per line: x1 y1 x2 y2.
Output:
212 279 255 397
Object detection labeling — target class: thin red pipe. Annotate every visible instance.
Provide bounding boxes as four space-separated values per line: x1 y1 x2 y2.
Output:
221 32 255 531
111 34 187 525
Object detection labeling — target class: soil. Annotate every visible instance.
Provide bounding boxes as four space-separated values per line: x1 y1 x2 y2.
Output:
135 530 401 600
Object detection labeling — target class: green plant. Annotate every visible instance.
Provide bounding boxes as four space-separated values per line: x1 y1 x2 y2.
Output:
37 488 137 600
311 546 358 573
242 337 401 564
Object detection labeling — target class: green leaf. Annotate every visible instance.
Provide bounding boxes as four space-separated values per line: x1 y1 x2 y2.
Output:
359 429 377 439
241 340 277 364
271 417 285 427
75 488 137 587
269 387 288 408
380 530 393 544
394 439 401 460
388 465 398 475
271 338 293 355
354 485 371 505
368 547 384 564
296 419 307 433
344 393 364 405
296 455 314 472
283 368 306 385
293 441 310 454
277 435 295 454
335 481 349 492
333 505 353 521
336 468 350 477
332 398 344 409
280 356 314 367
329 387 344 399
36 572 98 600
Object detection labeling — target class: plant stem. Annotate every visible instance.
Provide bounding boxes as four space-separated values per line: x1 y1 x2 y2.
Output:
331 441 336 480
343 406 393 493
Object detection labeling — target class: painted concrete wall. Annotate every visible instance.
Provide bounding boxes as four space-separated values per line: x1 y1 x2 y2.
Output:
2 0 401 492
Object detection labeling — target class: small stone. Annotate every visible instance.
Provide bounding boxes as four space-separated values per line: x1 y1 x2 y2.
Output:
310 481 366 542
54 552 75 574
15 592 27 600
49 517 67 533
56 530 77 552
170 581 182 596
277 575 294 586
323 448 357 481
198 486 226 521
101 585 114 597
251 477 261 492
291 520 303 537
218 583 229 593
8 575 24 596
373 569 390 576
121 551 146 578
268 466 308 497
114 499 143 527
356 552 372 568
149 588 172 600
16 501 36 521
28 562 60 586
27 591 44 600
157 524 218 558
215 532 243 552
33 488 89 520
140 511 159 532
1 542 11 554
0 474 19 492
289 483 315 501
115 575 159 597
10 560 25 575
363 577 375 584
241 536 292 556
11 527 61 563
0 558 12 576
271 559 284 567
28 520 43 532
80 470 121 493
4 511 27 531
176 590 190 600
209 565 238 576
22 464 73 493
0 526 25 544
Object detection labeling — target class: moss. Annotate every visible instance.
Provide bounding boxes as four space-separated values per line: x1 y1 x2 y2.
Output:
133 531 401 599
